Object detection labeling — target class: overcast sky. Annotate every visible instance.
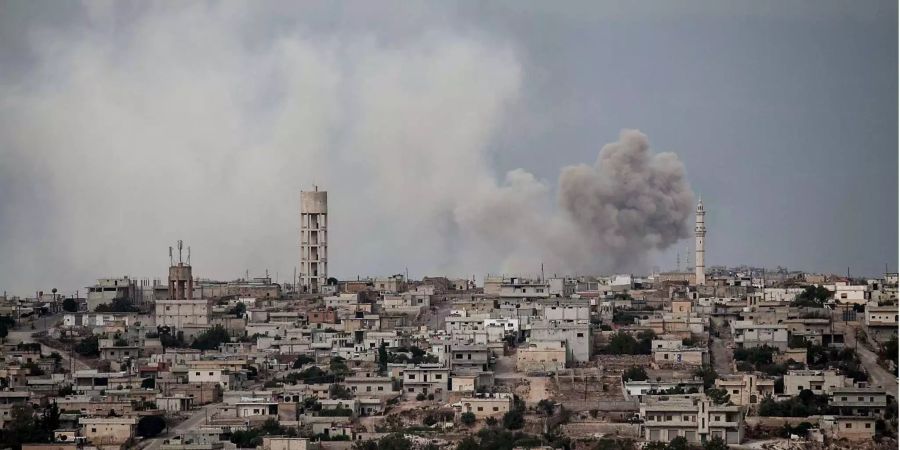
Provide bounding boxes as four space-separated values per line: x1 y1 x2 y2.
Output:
0 1 896 296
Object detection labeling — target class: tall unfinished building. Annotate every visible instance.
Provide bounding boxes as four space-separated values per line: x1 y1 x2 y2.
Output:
300 187 328 293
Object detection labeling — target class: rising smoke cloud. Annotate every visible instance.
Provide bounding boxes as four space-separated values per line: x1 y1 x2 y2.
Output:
557 129 695 269
0 3 694 295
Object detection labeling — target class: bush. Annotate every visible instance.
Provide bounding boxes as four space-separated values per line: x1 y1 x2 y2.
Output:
415 393 426 401
461 412 476 425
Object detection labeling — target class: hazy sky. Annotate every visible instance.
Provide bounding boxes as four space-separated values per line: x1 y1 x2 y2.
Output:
0 1 896 296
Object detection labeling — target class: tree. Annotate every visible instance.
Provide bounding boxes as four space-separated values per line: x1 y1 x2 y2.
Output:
791 285 830 308
191 325 230 351
457 436 480 450
703 436 728 450
330 356 351 379
330 384 354 400
377 343 389 374
136 415 166 437
502 409 524 430
706 388 731 405
879 336 898 367
74 335 100 357
141 378 155 389
694 365 718 390
0 316 14 340
62 298 79 312
461 412 476 426
94 298 140 313
622 366 649 382
229 302 247 318
376 434 412 450
537 399 556 416
293 354 315 369
667 436 689 450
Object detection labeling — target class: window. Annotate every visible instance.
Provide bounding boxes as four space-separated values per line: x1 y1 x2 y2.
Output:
845 423 851 429
436 375 442 379
477 407 483 411
577 333 584 337
493 407 499 411
865 423 872 429
91 428 97 433
732 390 739 395
408 375 415 380
841 397 847 401
209 372 214 376
195 372 200 376
377 386 383 391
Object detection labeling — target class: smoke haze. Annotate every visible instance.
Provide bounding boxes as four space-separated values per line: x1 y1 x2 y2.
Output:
0 2 895 295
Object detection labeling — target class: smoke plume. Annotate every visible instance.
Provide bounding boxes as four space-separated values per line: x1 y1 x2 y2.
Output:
0 3 694 295
557 129 695 269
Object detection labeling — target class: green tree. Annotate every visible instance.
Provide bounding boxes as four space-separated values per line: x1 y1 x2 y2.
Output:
461 412 476 426
667 436 690 450
694 365 718 390
136 415 166 437
229 302 247 318
537 399 556 416
623 366 649 381
74 335 100 357
706 388 731 405
377 343 389 374
191 325 230 351
703 436 728 450
502 409 524 430
293 354 315 369
94 298 140 312
62 298 79 312
330 356 351 379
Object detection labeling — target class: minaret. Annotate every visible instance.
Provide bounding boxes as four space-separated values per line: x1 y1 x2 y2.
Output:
695 197 706 285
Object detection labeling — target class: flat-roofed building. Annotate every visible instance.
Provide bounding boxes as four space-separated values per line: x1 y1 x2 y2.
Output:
640 395 745 445
454 393 513 418
783 370 851 396
864 303 898 343
829 387 888 417
516 340 566 373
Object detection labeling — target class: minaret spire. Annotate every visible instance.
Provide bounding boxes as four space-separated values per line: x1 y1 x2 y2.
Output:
695 197 706 285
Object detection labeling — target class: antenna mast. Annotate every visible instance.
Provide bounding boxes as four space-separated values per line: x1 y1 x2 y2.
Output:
169 246 173 266
177 240 183 264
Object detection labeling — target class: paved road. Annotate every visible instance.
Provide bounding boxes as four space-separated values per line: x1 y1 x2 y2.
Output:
840 322 897 397
141 402 222 450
